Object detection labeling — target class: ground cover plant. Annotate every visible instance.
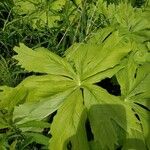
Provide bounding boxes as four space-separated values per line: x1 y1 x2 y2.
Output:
0 0 150 149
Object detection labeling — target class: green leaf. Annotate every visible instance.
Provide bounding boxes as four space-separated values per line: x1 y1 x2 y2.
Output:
18 74 76 102
13 43 75 78
0 85 27 109
132 105 150 150
13 0 37 15
51 0 66 11
13 0 63 28
65 31 132 84
117 52 150 107
122 129 147 150
9 140 17 150
49 89 89 150
24 132 50 146
0 118 9 129
13 88 75 124
16 120 50 129
116 51 150 148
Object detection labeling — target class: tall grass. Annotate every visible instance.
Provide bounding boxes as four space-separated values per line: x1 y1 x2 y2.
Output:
0 55 24 86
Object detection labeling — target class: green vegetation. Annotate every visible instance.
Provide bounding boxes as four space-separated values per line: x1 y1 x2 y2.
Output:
0 0 149 149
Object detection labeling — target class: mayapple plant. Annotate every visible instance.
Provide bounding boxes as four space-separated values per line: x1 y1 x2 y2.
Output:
0 26 149 149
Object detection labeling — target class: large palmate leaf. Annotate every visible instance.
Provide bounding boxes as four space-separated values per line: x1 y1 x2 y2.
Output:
117 50 150 107
116 50 150 149
11 28 131 114
10 29 133 149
